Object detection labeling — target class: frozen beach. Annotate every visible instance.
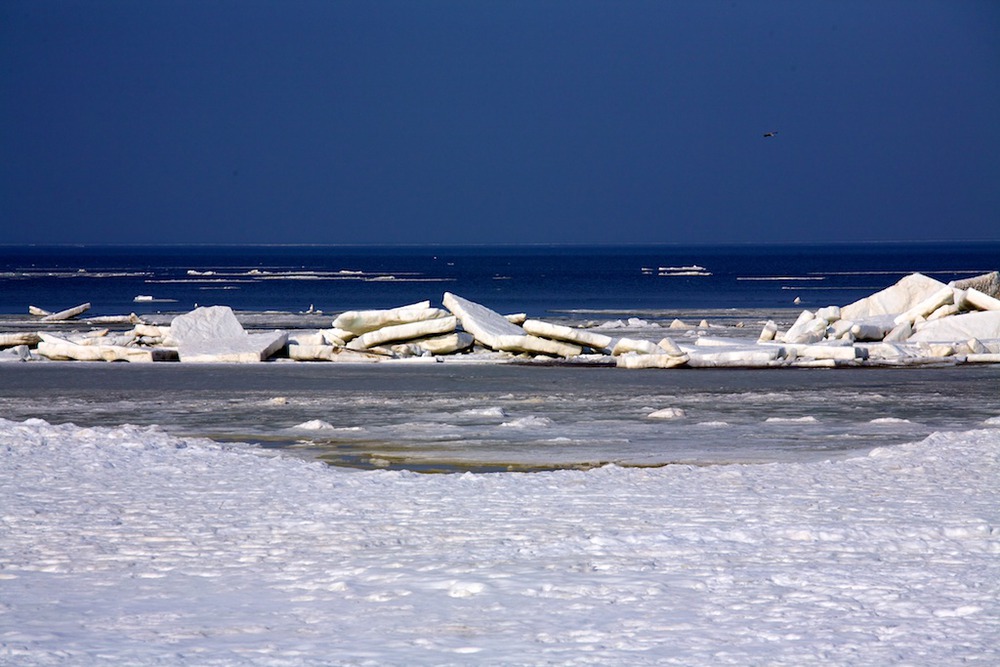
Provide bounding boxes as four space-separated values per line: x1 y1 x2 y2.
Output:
3 245 1000 664
2 415 998 665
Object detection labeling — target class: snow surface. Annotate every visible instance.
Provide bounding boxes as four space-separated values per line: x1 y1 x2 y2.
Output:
1 417 998 666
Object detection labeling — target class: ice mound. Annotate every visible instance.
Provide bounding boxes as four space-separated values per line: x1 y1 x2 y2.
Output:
293 419 337 431
499 416 553 428
647 407 687 420
459 407 509 419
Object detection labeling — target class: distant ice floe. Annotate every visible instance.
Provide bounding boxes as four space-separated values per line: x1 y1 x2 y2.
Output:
133 295 177 303
647 407 687 420
293 419 337 431
2 270 153 279
642 265 712 277
869 417 913 425
176 269 454 283
764 416 819 423
459 407 508 419
499 416 553 429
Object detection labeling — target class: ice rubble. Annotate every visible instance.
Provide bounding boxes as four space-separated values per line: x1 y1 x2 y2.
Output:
4 271 1000 367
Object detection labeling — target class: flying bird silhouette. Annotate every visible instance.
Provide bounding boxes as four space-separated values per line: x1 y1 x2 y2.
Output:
763 131 778 138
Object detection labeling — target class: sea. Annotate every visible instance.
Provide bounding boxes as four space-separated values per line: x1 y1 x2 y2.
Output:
4 243 999 665
1 242 999 472
3 242 1000 317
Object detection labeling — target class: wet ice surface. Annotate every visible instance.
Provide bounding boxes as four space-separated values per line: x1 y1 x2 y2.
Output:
1 417 998 665
1 363 999 472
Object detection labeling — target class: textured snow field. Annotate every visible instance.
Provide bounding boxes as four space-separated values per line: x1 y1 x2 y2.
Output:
2 417 998 666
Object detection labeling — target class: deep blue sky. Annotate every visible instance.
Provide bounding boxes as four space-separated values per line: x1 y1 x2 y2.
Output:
2 1 998 245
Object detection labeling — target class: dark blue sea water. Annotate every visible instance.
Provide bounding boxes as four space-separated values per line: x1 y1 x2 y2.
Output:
1 243 998 318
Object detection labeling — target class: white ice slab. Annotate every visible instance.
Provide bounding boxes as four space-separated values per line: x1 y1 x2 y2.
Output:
0 332 41 348
964 288 1000 312
686 348 782 368
893 286 959 326
965 353 1000 363
693 336 742 348
909 311 1000 343
657 337 685 356
36 338 165 362
781 310 827 344
814 305 842 322
287 344 384 362
647 407 687 419
611 338 662 356
522 319 612 351
287 331 328 346
849 317 896 341
39 302 91 322
332 302 445 335
346 316 457 350
410 332 475 355
179 332 287 363
841 273 946 321
171 306 287 363
758 320 778 342
443 293 582 357
170 306 247 344
616 352 689 369
783 343 862 362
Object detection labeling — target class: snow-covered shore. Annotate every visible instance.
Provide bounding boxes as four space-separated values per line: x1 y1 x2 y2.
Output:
2 417 998 665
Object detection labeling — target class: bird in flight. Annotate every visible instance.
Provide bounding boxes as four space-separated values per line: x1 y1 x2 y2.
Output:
763 131 778 138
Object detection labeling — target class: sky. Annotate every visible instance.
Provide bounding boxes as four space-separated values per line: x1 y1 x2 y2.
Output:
2 1 999 246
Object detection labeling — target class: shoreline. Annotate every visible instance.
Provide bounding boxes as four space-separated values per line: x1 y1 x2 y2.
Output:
4 269 1000 368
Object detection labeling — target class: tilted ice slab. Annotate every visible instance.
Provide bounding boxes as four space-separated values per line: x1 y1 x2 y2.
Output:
443 292 582 357
841 273 946 321
405 331 475 356
38 302 91 322
909 311 1000 343
171 305 246 342
170 306 287 363
610 337 663 356
522 319 612 351
0 332 41 348
346 316 457 350
332 301 448 335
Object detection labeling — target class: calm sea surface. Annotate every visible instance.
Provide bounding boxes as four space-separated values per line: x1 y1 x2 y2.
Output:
2 243 998 317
